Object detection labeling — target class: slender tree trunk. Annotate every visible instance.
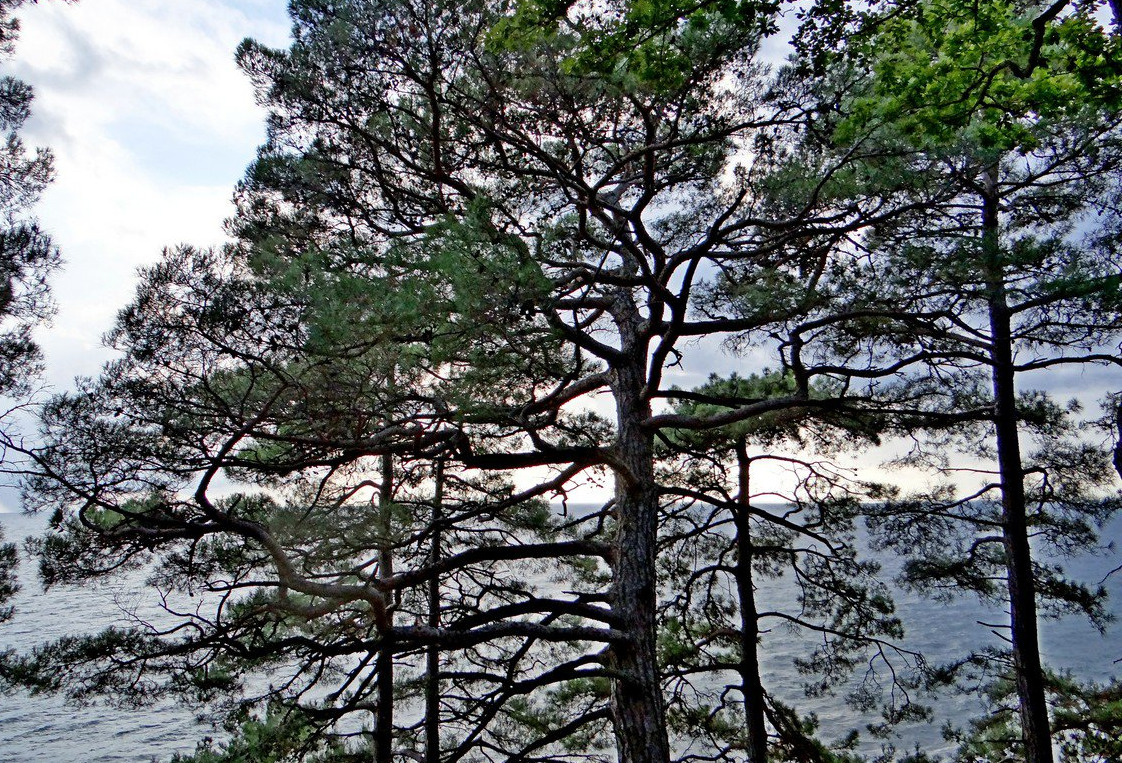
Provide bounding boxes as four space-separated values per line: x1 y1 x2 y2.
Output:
1112 399 1122 481
734 439 768 763
980 168 1053 763
376 453 396 763
609 339 671 763
425 458 443 763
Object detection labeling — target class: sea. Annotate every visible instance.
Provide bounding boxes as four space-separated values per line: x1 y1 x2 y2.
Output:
1 509 1119 763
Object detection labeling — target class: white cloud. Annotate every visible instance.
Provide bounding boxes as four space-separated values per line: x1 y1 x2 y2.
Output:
9 0 290 388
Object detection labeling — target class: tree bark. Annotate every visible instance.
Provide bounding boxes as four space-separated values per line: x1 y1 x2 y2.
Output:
735 439 769 763
1113 399 1122 482
376 453 396 763
609 341 671 763
425 458 443 763
981 167 1053 763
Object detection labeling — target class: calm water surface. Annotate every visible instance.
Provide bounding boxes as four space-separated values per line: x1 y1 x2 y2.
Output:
0 511 222 762
1 510 1119 762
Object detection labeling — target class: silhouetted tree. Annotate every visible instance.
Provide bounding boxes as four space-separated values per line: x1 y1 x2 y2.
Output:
16 2 1118 762
784 3 1122 761
0 0 65 625
657 371 929 763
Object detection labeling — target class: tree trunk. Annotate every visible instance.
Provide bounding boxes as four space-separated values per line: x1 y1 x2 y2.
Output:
376 453 396 763
981 168 1053 763
425 458 443 763
1112 399 1122 481
735 439 768 763
609 346 672 763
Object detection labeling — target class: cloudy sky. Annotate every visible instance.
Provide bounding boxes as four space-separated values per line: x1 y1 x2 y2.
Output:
0 0 293 510
13 0 291 389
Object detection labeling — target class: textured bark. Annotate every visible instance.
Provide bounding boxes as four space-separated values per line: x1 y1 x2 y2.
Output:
735 439 769 763
425 458 443 763
376 453 396 763
981 169 1053 763
609 338 671 763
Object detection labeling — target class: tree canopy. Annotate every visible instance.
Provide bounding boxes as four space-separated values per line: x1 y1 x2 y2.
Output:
0 0 62 626
2 1 1120 762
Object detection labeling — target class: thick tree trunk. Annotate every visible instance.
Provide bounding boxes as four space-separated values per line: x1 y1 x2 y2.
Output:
609 348 671 763
981 169 1053 763
425 458 443 763
376 453 396 763
735 439 768 763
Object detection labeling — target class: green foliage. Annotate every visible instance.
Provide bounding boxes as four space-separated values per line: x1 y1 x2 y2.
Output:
32 506 152 589
171 703 366 763
949 672 1122 763
492 677 614 756
836 0 1122 152
488 0 780 93
668 370 887 452
668 369 801 442
868 489 1120 629
766 699 868 763
1052 678 1122 763
0 525 16 623
655 615 705 665
0 0 61 401
0 626 176 706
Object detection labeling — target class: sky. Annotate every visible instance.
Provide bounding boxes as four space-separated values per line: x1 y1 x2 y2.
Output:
0 0 292 510
12 0 291 390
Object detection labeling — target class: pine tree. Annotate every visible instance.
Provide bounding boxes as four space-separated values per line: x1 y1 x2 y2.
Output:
17 2 1115 761
657 371 931 763
0 0 65 626
0 0 60 404
787 3 1122 761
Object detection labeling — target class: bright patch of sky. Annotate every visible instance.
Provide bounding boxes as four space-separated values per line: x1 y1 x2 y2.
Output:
0 0 290 511
12 0 291 389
